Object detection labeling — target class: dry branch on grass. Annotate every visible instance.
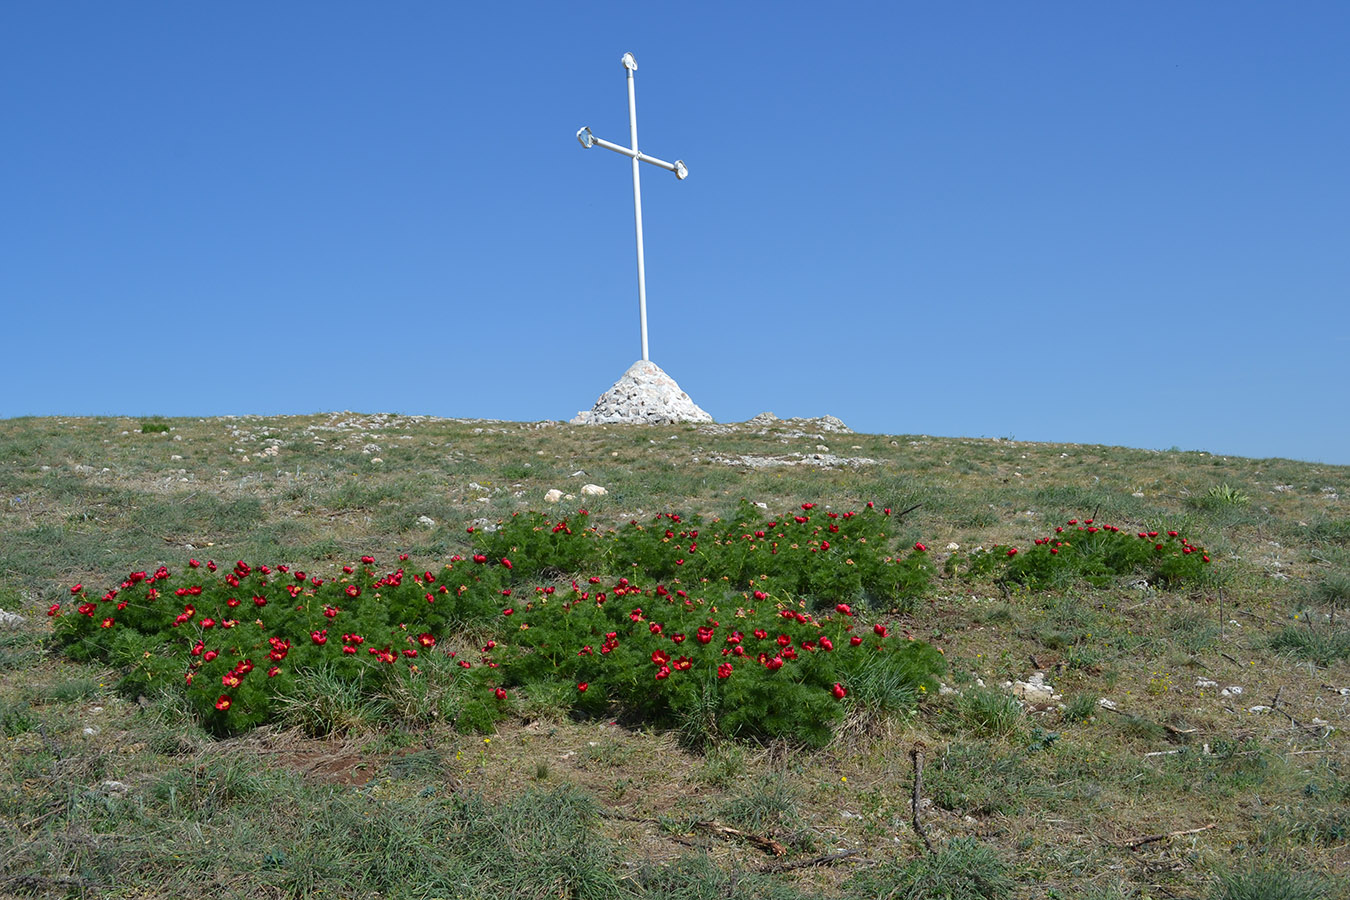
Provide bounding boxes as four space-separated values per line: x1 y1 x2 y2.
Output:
1121 822 1216 851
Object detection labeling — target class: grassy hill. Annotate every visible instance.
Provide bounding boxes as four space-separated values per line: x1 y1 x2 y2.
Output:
1 413 1347 899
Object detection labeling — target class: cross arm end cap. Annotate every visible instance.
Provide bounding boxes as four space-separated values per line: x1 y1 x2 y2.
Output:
674 160 688 180
576 126 595 148
621 52 637 71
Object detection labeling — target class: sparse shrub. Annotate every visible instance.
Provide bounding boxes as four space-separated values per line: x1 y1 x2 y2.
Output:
956 688 1025 738
1191 484 1251 510
1061 693 1099 724
718 775 800 834
695 742 747 787
1309 518 1350 544
637 852 819 900
927 742 1042 816
1210 864 1331 900
1269 625 1350 667
139 421 171 434
847 836 1015 900
0 697 34 737
276 665 383 737
1307 571 1350 608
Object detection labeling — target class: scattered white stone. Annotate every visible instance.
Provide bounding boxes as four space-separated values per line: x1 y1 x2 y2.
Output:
1132 491 1145 498
564 493 576 501
1003 671 1061 705
1098 698 1119 711
468 518 498 533
370 458 383 465
83 726 98 737
74 464 96 474
99 780 128 795
572 360 713 425
938 683 960 696
0 609 24 628
946 542 960 551
570 470 586 477
580 484 608 497
708 451 877 470
544 489 564 503
171 454 183 461
1248 705 1272 714
1221 685 1244 697
417 515 436 528
1196 678 1218 689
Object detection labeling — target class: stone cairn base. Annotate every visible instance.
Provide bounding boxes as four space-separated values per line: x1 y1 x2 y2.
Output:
571 360 713 425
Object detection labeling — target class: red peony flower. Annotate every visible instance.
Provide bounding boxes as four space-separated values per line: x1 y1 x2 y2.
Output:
832 683 847 700
311 630 328 645
874 623 888 638
577 682 588 692
215 695 232 711
850 636 862 646
1007 548 1018 557
47 604 60 616
717 662 734 679
914 542 928 552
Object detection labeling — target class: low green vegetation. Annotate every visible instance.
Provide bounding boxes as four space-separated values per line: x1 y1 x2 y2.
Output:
0 413 1346 898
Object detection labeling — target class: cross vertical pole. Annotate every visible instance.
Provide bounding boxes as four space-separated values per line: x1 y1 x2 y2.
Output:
625 57 650 362
576 52 686 364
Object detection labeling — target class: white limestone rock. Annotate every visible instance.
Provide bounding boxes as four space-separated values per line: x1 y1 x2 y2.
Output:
572 360 713 425
544 489 564 503
580 484 608 497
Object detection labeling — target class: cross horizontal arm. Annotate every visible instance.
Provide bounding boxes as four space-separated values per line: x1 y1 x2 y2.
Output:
576 127 687 179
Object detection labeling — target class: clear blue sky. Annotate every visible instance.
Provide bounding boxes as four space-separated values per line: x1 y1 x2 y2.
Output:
4 2 1347 464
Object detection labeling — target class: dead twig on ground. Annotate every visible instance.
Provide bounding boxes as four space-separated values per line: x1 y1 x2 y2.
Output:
698 821 787 857
1122 822 1216 851
599 810 786 857
911 744 935 855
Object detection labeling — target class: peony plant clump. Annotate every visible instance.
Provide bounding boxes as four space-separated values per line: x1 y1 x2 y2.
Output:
50 503 944 742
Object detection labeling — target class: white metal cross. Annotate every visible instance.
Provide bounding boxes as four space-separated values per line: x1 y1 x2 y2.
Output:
577 52 687 363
